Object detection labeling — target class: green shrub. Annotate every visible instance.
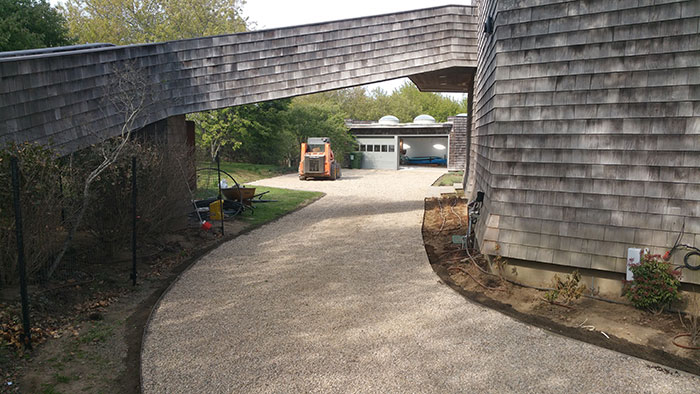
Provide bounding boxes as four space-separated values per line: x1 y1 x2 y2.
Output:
624 253 681 314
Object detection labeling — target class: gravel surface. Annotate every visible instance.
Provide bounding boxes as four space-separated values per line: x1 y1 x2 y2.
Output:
141 168 699 393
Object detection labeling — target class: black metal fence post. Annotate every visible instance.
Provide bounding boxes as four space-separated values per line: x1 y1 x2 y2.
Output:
216 154 224 236
131 156 137 286
10 156 32 350
59 177 65 223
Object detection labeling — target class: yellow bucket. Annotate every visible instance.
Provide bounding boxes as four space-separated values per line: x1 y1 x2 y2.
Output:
209 199 224 220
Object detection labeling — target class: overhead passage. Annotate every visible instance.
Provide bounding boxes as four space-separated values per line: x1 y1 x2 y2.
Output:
0 5 478 153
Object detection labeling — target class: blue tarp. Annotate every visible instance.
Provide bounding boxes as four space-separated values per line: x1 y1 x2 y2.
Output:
403 156 446 165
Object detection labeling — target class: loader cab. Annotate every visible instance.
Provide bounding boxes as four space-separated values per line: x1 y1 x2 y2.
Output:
307 137 330 154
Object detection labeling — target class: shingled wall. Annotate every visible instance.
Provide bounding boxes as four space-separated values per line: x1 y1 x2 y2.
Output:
448 115 470 171
471 0 700 284
0 6 478 153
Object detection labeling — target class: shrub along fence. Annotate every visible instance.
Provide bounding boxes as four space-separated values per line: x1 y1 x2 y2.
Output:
1 139 190 349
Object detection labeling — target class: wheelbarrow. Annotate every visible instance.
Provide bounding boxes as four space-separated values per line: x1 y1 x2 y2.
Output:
222 186 257 205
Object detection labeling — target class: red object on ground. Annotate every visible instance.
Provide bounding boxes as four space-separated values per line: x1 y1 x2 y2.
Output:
201 221 212 231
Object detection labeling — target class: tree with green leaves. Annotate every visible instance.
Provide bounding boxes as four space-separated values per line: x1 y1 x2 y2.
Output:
191 107 249 161
190 98 355 167
191 81 468 166
280 100 355 167
385 82 468 123
0 0 74 51
59 0 247 45
230 99 291 164
294 87 387 123
292 82 468 124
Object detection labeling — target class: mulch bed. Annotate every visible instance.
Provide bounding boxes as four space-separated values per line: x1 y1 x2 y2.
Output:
422 196 700 376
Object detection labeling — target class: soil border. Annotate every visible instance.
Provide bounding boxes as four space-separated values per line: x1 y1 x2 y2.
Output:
422 200 700 377
118 192 325 393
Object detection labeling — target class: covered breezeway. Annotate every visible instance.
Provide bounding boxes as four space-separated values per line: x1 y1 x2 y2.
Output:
0 6 477 154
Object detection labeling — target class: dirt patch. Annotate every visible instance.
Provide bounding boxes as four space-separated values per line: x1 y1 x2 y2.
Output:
422 197 700 376
1 226 225 393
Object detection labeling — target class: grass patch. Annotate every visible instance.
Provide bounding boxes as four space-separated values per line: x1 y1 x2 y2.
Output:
79 323 113 344
236 186 322 227
432 171 463 186
40 383 61 394
198 161 293 184
53 373 71 383
195 161 320 227
196 161 294 198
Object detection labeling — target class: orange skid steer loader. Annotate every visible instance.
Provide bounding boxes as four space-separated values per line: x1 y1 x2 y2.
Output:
299 137 341 180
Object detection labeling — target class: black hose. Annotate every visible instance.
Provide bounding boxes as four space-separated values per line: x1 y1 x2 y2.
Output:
195 167 240 188
666 221 700 271
669 244 700 271
683 251 700 271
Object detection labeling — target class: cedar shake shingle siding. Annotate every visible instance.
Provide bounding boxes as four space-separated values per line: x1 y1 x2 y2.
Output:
471 0 700 284
0 6 479 153
448 116 470 172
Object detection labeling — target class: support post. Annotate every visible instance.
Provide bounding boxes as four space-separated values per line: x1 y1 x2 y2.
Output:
59 178 65 223
131 156 137 286
216 154 224 236
10 156 32 350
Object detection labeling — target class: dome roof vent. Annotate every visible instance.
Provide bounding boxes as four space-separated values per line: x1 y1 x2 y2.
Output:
378 115 399 125
413 114 436 124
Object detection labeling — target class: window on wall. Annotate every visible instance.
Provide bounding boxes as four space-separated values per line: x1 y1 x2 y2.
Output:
374 145 380 152
388 145 395 152
381 145 387 152
360 144 365 151
367 145 373 152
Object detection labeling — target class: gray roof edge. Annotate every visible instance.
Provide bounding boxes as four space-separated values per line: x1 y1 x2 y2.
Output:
346 122 452 129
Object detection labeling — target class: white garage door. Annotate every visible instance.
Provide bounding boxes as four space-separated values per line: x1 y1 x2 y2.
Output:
357 137 397 170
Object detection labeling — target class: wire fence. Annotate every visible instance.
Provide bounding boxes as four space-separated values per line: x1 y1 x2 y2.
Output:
0 138 196 351
2 140 287 352
5 153 142 349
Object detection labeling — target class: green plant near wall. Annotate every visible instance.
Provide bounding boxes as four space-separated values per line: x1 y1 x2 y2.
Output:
624 253 681 314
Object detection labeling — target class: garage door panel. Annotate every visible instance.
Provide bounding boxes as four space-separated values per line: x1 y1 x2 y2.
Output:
357 137 397 170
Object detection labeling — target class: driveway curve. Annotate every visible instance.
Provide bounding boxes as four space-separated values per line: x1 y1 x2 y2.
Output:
141 169 698 393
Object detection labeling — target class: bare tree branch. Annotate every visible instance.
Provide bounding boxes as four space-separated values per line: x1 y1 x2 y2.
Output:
46 60 153 279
